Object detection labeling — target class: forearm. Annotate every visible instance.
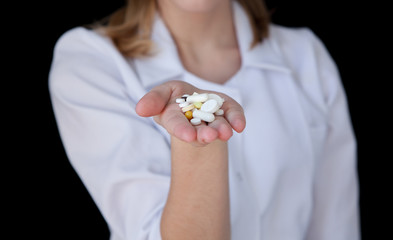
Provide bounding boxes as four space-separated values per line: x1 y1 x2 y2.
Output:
161 136 231 240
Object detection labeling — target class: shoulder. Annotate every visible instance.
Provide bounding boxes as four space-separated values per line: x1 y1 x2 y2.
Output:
268 24 328 64
269 24 314 42
268 24 324 50
266 24 342 113
49 26 146 106
49 26 129 82
53 27 113 54
49 27 138 103
51 27 121 70
268 24 338 83
267 24 338 80
50 27 118 89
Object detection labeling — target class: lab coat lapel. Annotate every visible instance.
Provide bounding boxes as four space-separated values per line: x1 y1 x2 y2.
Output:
233 1 291 74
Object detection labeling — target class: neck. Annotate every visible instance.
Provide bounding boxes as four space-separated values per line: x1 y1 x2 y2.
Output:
157 0 238 53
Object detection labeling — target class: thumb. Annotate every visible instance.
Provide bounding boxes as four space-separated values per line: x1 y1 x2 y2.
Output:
135 84 173 117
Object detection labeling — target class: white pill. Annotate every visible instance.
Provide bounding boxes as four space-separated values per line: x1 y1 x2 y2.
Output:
179 101 190 108
192 109 215 122
215 109 224 116
186 93 208 103
176 98 185 103
182 94 190 98
200 99 220 113
208 93 225 107
190 118 201 125
182 104 195 112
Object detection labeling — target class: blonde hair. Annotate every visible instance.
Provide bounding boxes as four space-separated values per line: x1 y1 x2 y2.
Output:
100 0 270 58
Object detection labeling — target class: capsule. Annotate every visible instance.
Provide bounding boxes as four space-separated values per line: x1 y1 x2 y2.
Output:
208 93 225 107
182 104 195 112
190 118 201 125
179 101 190 108
215 109 224 116
200 99 220 113
186 93 208 103
192 109 215 123
176 98 185 103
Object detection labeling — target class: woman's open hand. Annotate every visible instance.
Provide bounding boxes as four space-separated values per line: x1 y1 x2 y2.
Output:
135 80 246 145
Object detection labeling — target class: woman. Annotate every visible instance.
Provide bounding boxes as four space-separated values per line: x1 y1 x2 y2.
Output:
49 0 360 239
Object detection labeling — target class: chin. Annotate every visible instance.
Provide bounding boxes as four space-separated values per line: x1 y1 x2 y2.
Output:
162 0 228 13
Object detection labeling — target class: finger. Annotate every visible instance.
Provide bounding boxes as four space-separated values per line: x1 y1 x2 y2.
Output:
136 80 200 117
215 94 246 133
194 123 219 144
207 116 233 141
156 102 199 142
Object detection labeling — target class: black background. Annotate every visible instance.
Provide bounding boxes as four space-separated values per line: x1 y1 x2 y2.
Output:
8 0 389 239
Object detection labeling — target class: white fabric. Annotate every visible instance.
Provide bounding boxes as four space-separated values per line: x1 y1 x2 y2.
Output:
49 2 360 240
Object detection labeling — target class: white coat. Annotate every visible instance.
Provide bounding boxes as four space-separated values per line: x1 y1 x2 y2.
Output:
49 2 360 240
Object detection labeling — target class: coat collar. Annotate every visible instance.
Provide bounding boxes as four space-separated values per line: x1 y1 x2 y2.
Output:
133 1 290 89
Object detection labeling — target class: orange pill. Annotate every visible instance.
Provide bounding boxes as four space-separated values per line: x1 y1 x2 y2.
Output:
185 110 193 120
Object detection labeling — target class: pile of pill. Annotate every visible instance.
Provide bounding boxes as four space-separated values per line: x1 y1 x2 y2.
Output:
176 92 225 125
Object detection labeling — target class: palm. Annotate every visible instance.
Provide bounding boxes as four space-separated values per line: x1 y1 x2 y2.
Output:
136 80 246 145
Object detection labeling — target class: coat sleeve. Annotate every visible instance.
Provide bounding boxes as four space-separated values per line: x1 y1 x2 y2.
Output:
303 30 361 240
49 27 169 240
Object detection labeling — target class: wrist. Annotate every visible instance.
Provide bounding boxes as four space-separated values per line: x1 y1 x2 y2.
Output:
170 136 228 169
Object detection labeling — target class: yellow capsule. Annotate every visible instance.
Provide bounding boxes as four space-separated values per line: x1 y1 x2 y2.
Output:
185 110 193 120
193 102 202 109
